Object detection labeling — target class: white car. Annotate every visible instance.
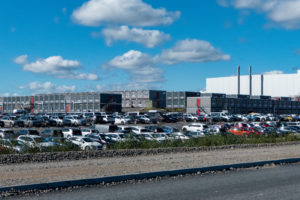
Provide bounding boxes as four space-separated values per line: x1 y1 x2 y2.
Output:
69 137 102 151
131 126 153 135
151 133 168 142
50 116 63 126
81 128 100 137
104 133 125 142
183 114 198 121
114 116 132 125
17 135 53 149
62 128 83 138
170 132 190 140
182 123 208 132
1 116 16 127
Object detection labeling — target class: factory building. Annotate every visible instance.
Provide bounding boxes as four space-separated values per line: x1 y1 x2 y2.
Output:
187 93 300 115
166 91 200 110
1 92 122 113
206 66 300 97
111 90 166 111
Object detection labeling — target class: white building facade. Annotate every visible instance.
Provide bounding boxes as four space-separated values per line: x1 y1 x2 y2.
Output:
206 70 300 97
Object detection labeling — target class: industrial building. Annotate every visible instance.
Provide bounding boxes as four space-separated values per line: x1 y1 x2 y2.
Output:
1 92 122 113
187 93 300 115
166 91 200 110
111 90 166 111
206 66 300 97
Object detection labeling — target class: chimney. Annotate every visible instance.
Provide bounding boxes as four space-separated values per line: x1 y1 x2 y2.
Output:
237 65 240 95
249 65 252 96
261 74 264 96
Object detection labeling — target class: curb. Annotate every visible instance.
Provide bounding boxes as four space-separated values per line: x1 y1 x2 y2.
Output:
1 157 300 193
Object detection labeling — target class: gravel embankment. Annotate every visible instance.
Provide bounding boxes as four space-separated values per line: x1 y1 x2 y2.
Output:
1 144 300 187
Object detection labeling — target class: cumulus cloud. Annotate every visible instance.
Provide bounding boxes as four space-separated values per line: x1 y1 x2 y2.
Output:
263 70 284 75
157 39 231 65
14 54 28 64
72 0 180 27
104 39 230 89
15 55 98 80
106 50 164 89
218 0 300 29
20 81 76 94
101 26 170 48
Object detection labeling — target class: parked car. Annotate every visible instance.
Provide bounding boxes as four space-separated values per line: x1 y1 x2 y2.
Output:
135 115 150 124
63 115 86 126
182 123 208 132
1 116 16 127
185 131 205 138
86 134 107 149
17 135 53 149
227 127 260 136
17 129 40 136
69 137 102 151
151 133 168 142
0 139 27 153
169 132 190 140
0 129 15 139
62 128 82 138
114 116 133 125
40 129 64 138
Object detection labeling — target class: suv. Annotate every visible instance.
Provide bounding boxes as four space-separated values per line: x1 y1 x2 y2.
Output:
182 123 208 132
69 137 102 151
62 128 82 138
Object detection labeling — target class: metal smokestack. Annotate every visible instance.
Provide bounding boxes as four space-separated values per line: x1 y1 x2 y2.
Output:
237 65 240 95
249 65 252 96
261 74 264 96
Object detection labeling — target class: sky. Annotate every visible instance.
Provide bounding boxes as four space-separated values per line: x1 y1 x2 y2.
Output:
1 0 300 96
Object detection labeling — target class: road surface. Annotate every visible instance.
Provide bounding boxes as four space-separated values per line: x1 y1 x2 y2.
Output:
11 164 300 200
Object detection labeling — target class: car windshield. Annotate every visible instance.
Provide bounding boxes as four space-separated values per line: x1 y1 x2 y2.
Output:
82 138 94 143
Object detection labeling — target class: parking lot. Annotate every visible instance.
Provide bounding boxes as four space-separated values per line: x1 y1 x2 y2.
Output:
1 111 300 154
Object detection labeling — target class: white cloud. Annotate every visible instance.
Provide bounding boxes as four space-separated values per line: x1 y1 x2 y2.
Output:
16 55 98 80
101 26 170 48
72 0 180 27
14 54 28 64
218 0 300 29
20 81 76 94
263 70 284 75
108 50 154 69
158 39 231 65
106 50 164 89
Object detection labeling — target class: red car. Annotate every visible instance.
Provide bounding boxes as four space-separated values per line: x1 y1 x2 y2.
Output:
228 127 260 136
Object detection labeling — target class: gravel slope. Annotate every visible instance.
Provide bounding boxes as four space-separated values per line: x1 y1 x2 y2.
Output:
1 144 300 187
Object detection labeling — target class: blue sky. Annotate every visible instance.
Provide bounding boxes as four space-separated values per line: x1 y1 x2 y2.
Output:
1 0 300 96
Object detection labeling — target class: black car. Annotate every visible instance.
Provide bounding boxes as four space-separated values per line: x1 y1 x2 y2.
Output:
162 115 179 123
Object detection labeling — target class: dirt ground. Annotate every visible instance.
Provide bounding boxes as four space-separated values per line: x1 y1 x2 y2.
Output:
1 144 300 187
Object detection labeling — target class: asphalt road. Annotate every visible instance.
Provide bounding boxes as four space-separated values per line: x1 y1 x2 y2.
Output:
10 164 300 200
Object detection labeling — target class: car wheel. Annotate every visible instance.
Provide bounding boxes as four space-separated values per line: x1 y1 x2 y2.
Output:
121 121 125 125
183 128 187 132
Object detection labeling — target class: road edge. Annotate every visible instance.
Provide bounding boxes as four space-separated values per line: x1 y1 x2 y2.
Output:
1 157 300 194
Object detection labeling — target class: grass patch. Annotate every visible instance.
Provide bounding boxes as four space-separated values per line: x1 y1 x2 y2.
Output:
109 133 300 150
